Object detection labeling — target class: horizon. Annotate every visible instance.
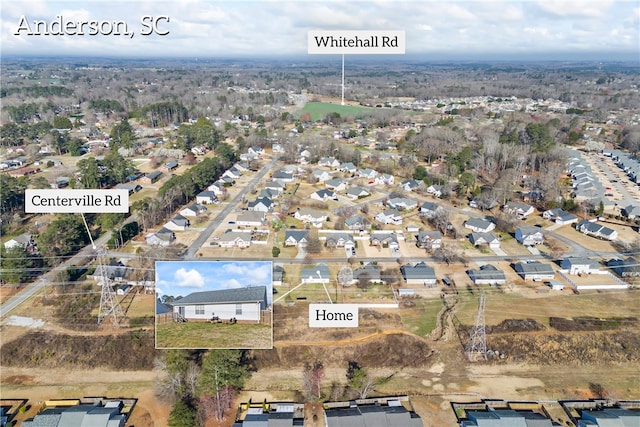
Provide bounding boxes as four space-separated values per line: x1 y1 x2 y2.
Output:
2 0 638 62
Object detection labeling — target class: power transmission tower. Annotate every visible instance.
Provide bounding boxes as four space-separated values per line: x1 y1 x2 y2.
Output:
466 291 487 361
96 250 125 327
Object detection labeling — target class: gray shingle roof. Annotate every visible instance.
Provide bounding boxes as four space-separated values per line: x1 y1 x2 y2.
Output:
172 286 267 306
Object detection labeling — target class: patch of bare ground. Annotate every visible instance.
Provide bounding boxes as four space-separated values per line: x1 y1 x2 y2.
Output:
0 330 159 369
255 331 433 369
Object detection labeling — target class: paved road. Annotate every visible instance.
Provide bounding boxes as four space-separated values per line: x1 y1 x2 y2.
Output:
0 231 112 319
183 157 279 259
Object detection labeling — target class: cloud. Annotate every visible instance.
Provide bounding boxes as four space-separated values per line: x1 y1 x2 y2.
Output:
536 0 613 18
174 267 205 289
220 278 243 289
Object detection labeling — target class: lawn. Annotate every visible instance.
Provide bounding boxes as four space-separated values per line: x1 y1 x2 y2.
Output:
298 102 376 121
155 321 273 349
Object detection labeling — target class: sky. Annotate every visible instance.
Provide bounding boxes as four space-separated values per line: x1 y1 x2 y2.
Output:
156 261 272 298
1 0 638 60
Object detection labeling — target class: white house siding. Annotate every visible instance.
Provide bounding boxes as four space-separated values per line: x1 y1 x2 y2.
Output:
176 301 261 323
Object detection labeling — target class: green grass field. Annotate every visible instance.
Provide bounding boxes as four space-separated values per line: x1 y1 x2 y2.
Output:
298 102 375 121
156 321 273 349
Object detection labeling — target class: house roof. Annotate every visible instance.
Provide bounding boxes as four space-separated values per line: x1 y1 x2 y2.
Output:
284 230 309 242
346 187 369 196
514 261 554 275
468 264 506 281
238 211 265 222
469 232 498 245
516 226 542 237
171 286 267 306
401 261 436 280
562 257 600 270
345 215 366 226
145 170 162 180
465 218 494 230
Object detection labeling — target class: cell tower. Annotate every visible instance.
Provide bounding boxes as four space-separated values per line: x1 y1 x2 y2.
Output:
466 292 487 361
96 250 125 327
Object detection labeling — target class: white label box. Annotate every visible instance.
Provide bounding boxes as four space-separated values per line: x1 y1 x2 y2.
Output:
25 189 129 213
308 30 405 54
309 304 359 328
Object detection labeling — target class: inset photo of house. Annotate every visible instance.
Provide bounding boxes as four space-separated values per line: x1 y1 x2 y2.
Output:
155 261 273 349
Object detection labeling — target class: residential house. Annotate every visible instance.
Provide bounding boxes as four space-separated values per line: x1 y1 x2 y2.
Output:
163 160 179 172
426 184 443 198
3 233 37 252
248 197 274 212
324 401 422 427
345 186 370 199
145 227 175 246
141 170 162 184
259 188 280 200
294 208 328 227
311 189 338 202
90 259 130 283
375 173 395 186
311 170 332 182
622 205 640 220
339 162 357 174
419 202 442 218
325 178 348 192
352 263 384 284
375 209 403 225
370 232 399 249
237 211 266 227
357 168 378 180
273 265 285 286
576 220 618 240
248 146 265 157
300 263 330 284
233 161 250 172
171 286 268 323
21 400 131 427
503 201 535 219
180 203 207 217
515 226 544 246
469 232 500 248
607 257 640 277
417 230 442 250
272 171 294 183
468 264 506 285
399 179 422 192
542 208 579 226
325 233 355 249
164 214 190 231
218 231 251 248
386 197 416 211
196 190 218 205
345 215 368 230
207 182 227 197
464 218 496 233
513 261 555 281
264 180 286 194
223 167 242 180
470 196 498 210
115 183 141 194
284 230 309 247
401 261 437 286
561 257 601 275
318 157 340 168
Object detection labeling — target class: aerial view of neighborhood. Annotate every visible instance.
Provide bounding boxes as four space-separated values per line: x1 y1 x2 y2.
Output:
1 1 639 426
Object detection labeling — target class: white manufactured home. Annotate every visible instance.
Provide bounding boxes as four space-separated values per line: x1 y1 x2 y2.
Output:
171 286 268 323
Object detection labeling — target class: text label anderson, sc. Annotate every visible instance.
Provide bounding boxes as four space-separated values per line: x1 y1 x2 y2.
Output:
25 189 129 213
